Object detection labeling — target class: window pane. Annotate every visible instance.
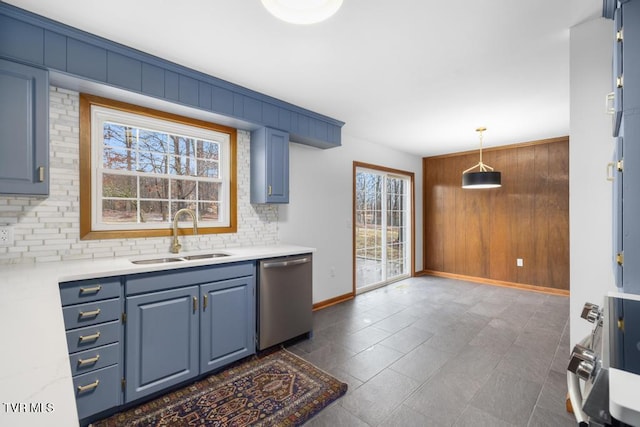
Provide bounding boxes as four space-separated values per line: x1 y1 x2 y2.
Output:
170 154 197 176
102 174 136 198
197 140 219 161
140 176 169 199
138 129 168 154
103 147 136 171
138 151 168 173
102 199 137 223
171 179 197 201
103 123 131 149
171 201 197 217
197 159 219 178
198 201 219 221
140 201 168 223
198 181 220 201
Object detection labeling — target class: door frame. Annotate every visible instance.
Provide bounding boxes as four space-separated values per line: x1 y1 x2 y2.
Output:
352 161 416 295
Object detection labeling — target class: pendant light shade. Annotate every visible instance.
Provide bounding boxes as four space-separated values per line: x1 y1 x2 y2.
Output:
261 0 343 25
462 171 501 188
461 127 502 189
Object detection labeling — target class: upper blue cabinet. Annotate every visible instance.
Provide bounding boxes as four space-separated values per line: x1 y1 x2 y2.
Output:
251 128 290 204
0 58 49 195
0 3 344 149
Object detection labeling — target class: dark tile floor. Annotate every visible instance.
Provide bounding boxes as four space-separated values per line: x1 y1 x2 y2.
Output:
287 276 575 426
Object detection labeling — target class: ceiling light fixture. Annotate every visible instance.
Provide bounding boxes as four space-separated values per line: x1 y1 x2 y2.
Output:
461 127 502 189
261 0 343 25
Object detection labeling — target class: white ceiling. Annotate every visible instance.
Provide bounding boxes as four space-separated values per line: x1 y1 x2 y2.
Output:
5 0 603 156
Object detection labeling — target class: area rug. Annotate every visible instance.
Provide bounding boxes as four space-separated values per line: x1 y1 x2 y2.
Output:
92 348 347 427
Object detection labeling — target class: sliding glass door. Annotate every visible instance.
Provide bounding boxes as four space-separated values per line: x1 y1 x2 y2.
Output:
354 164 412 293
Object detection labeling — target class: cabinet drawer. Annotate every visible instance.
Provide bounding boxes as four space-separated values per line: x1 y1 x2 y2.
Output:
63 298 120 330
73 364 121 421
60 277 121 306
125 261 254 295
69 343 120 376
66 320 120 354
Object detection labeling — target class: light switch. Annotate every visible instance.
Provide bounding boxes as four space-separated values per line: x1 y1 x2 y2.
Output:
517 258 524 267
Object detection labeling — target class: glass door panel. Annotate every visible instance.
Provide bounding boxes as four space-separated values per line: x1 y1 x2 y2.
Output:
355 167 411 292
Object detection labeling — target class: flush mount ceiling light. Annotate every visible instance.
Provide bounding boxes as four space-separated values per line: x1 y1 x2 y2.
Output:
261 0 343 25
461 127 502 189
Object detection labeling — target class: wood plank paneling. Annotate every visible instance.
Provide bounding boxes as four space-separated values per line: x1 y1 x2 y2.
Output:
423 137 569 291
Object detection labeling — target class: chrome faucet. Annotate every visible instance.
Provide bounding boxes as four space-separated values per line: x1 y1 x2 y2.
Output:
171 208 198 253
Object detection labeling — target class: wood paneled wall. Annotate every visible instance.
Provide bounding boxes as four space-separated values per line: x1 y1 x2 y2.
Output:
423 137 569 291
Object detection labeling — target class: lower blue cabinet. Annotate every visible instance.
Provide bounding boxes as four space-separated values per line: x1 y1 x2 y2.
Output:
60 262 256 424
200 276 255 373
125 286 200 402
124 262 256 403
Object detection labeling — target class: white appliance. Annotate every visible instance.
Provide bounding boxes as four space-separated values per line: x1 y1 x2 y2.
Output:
568 294 640 426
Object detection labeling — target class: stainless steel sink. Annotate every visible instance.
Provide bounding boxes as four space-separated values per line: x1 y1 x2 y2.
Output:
131 257 185 265
130 253 231 264
182 253 230 260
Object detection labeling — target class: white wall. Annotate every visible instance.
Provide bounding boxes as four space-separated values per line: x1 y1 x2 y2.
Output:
569 17 617 345
278 135 423 304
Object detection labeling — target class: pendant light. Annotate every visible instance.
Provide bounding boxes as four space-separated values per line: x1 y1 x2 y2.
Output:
461 127 502 189
261 0 343 25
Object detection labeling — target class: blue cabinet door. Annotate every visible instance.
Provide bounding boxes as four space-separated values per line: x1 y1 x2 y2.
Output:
0 58 48 195
250 127 289 203
613 136 623 287
125 286 199 402
200 276 255 373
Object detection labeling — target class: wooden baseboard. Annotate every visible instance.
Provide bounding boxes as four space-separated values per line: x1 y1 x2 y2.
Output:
419 270 570 296
313 292 354 311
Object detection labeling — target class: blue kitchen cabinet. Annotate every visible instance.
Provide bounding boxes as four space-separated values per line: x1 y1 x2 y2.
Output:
125 286 200 402
58 277 124 423
607 0 640 295
124 261 256 403
0 58 49 195
251 127 290 204
200 275 255 373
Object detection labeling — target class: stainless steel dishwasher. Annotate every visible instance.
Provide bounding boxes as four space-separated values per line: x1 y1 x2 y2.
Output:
257 254 312 350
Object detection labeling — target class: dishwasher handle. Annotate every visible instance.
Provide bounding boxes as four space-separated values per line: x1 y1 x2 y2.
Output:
262 257 311 269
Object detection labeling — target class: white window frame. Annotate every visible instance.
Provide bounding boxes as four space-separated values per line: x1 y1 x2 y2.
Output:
90 105 231 231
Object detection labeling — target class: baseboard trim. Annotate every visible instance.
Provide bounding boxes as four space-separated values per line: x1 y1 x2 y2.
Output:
313 292 354 311
420 270 570 296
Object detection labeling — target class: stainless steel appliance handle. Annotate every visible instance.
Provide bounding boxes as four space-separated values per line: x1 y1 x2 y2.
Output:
262 257 311 269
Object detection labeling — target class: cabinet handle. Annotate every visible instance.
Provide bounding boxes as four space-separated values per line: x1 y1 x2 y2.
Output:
79 308 101 319
78 331 101 343
193 296 198 313
38 166 45 182
606 92 615 115
77 355 100 367
203 294 208 311
77 380 99 394
607 162 615 182
268 185 272 196
79 285 102 295
617 76 624 88
617 29 623 42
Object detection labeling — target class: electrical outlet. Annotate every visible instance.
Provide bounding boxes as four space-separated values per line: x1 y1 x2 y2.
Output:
517 258 524 267
0 225 14 247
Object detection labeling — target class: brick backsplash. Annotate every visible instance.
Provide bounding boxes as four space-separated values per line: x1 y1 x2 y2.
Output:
0 87 278 264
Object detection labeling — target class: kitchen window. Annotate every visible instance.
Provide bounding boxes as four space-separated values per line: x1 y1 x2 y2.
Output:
79 94 237 240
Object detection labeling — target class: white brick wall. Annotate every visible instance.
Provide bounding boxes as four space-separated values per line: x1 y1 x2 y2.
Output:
0 87 278 264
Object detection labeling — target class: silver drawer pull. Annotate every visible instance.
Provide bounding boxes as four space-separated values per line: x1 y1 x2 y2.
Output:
78 332 101 343
79 285 102 295
77 355 100 367
79 308 101 319
77 380 99 393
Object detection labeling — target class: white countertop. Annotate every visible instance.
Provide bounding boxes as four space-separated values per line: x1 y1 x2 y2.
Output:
0 244 314 427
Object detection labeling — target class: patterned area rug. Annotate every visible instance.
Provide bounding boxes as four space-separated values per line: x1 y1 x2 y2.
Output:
92 349 347 426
